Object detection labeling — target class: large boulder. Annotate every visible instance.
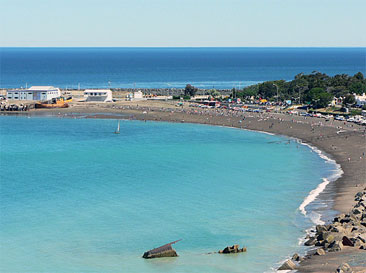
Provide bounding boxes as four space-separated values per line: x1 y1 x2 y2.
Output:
330 225 345 233
291 253 303 261
355 192 364 201
328 241 344 252
315 248 325 255
357 234 366 243
142 249 178 259
278 259 296 270
324 233 336 244
219 244 247 254
317 231 329 241
335 262 353 273
316 225 328 234
334 214 346 223
304 237 317 246
342 236 354 247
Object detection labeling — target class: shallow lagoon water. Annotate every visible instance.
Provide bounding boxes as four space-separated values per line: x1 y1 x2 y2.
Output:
0 116 339 272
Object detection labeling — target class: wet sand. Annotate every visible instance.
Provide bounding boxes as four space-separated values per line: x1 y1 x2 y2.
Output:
4 101 366 272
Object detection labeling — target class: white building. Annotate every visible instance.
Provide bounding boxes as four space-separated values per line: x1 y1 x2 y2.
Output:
84 89 113 102
127 90 145 101
355 93 366 106
7 86 61 101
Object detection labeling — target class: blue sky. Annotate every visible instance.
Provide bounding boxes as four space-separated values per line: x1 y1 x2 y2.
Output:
1 0 365 47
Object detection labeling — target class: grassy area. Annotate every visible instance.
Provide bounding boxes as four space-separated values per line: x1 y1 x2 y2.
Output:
312 107 362 116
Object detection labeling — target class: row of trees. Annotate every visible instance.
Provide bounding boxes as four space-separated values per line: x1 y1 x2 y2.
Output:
234 72 366 108
184 84 222 99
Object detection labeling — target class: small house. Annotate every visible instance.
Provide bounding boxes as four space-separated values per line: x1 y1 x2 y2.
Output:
84 89 113 102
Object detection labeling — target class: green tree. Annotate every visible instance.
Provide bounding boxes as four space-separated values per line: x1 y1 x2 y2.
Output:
207 89 221 98
327 86 349 97
241 89 257 98
343 94 356 105
349 82 366 95
353 72 364 81
305 88 333 109
236 85 259 99
258 82 277 99
184 84 198 97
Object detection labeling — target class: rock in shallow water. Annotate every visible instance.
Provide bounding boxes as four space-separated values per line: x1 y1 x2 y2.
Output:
218 244 247 254
304 237 317 246
142 240 181 259
142 249 178 259
278 259 296 270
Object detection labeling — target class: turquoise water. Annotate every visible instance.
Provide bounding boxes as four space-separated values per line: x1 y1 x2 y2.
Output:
0 116 338 273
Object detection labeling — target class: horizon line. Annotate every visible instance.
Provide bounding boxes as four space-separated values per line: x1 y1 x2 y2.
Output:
1 46 366 49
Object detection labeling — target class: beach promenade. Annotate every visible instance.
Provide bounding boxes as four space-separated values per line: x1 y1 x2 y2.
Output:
8 100 366 272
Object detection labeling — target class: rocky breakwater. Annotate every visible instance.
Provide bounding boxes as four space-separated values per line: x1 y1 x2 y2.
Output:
278 189 366 271
304 189 366 252
0 102 30 111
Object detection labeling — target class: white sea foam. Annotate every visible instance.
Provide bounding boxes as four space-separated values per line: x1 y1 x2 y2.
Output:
299 178 330 217
273 139 343 272
297 141 343 219
212 125 344 272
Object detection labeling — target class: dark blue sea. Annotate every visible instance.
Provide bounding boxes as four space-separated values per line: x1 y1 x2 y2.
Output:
0 47 365 89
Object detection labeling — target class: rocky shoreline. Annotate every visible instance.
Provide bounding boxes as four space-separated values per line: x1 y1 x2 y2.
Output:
280 189 366 272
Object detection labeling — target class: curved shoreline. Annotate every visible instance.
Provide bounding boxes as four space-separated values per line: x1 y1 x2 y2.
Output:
2 104 366 271
297 141 343 219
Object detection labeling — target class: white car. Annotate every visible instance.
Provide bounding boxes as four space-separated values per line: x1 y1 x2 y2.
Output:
335 116 345 121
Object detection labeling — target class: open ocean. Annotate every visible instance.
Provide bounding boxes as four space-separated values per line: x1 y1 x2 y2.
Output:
0 117 341 273
0 47 365 89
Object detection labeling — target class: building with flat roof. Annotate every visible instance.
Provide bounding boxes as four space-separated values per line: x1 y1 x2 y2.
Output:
7 86 61 101
127 90 145 101
84 89 113 102
355 93 366 106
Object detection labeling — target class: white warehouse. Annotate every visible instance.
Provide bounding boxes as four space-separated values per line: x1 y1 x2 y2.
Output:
84 89 113 102
7 86 61 101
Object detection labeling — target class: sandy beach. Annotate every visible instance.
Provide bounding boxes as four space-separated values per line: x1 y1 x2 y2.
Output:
4 100 366 272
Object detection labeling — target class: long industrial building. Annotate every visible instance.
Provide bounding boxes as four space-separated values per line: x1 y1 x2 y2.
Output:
7 86 61 101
